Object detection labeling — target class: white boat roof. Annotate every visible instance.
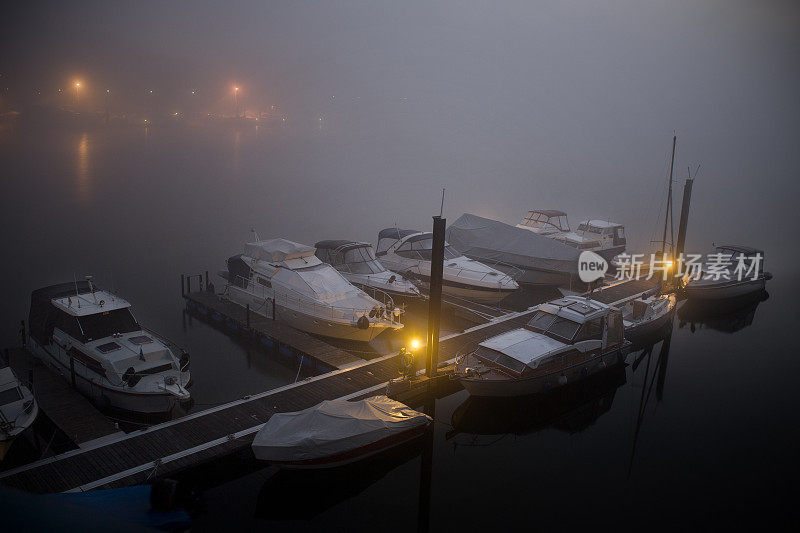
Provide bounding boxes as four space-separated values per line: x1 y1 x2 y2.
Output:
245 238 322 269
579 219 623 228
0 367 18 391
479 328 566 366
538 296 612 322
51 290 131 317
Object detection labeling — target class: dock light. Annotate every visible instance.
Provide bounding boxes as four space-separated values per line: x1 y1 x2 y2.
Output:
411 339 420 350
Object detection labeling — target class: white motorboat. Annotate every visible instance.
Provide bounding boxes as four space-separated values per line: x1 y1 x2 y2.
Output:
552 219 627 261
376 228 519 304
221 238 403 342
455 296 627 397
618 291 677 342
516 209 571 236
684 245 771 301
27 280 190 415
251 395 431 469
314 240 422 305
0 366 38 461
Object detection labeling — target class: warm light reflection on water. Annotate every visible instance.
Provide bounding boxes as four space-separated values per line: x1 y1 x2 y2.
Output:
76 132 91 203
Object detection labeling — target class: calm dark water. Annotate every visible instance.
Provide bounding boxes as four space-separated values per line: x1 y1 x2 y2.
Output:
1 120 797 529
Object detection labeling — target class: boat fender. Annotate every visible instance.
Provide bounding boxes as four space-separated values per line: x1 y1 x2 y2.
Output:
357 315 370 329
599 360 607 369
558 375 568 386
388 275 396 284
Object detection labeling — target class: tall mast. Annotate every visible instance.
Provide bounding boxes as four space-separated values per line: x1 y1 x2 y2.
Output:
661 135 676 257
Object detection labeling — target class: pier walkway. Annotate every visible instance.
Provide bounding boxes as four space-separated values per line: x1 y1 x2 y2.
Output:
0 278 655 494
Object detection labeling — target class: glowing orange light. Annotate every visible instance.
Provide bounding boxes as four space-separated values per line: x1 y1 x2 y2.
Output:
75 82 81 87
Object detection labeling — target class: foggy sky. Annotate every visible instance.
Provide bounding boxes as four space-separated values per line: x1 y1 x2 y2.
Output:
2 1 799 264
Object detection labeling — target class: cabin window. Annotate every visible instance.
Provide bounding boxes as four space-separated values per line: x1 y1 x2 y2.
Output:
69 348 106 377
54 311 85 342
575 317 603 342
526 311 580 342
616 227 625 238
78 308 139 342
257 276 271 288
527 310 556 331
376 238 396 255
0 387 23 404
606 312 623 345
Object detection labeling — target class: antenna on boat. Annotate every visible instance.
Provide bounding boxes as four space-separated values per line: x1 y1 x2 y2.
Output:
86 275 97 303
73 272 81 308
250 227 261 242
439 188 446 218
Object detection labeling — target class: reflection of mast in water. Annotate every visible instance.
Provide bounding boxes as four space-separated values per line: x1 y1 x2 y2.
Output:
417 397 435 533
627 334 672 478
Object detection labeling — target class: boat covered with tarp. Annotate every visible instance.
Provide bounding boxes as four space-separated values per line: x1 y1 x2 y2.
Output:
446 213 582 287
252 396 431 468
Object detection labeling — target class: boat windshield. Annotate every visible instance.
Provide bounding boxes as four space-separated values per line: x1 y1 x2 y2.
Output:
0 386 23 405
342 247 386 274
474 346 527 374
396 238 461 261
577 224 602 235
526 310 580 342
78 308 139 342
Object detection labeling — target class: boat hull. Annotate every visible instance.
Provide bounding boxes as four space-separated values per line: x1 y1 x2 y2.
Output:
684 277 766 301
28 339 187 415
460 349 625 397
226 286 397 342
261 423 428 470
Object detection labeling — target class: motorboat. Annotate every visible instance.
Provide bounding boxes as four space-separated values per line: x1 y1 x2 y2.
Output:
516 209 571 237
0 366 38 461
314 240 422 305
618 291 677 343
251 395 431 469
27 280 190 415
376 227 519 304
678 289 768 334
446 213 582 288
455 296 627 397
684 245 771 301
551 219 627 261
221 238 403 342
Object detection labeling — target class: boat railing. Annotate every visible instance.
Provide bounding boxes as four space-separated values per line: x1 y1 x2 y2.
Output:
228 275 401 325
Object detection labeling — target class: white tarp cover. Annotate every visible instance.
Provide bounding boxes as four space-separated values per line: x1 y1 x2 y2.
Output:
245 238 316 263
251 396 431 462
446 213 581 274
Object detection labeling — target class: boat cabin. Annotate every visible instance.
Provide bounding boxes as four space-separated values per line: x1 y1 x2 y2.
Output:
714 244 765 272
516 210 570 235
314 240 387 275
376 229 461 261
473 297 624 376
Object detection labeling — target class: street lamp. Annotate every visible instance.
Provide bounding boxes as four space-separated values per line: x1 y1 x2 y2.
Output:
234 86 239 117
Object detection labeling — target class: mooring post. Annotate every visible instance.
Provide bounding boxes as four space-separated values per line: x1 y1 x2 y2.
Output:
272 298 276 321
186 276 191 295
675 177 694 261
70 357 76 389
205 270 209 290
246 304 250 329
425 215 446 378
181 274 185 297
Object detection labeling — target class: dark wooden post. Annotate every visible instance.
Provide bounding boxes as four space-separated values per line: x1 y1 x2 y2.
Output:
246 304 250 329
675 178 694 260
272 298 276 321
181 274 185 297
70 357 76 389
205 270 209 290
425 216 446 377
186 276 191 295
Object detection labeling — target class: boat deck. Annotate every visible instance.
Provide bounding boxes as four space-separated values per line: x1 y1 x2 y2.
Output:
0 278 655 494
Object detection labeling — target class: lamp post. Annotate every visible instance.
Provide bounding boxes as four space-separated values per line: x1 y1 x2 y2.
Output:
234 86 239 118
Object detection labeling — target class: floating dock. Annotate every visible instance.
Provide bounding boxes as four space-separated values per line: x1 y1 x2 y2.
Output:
4 348 123 447
0 278 655 494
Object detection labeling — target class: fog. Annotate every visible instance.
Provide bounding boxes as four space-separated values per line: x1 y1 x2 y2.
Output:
2 0 799 262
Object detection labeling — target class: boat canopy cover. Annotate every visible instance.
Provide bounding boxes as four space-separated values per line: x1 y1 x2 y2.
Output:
314 240 369 251
377 228 419 241
251 395 431 462
530 209 567 217
446 213 581 274
245 239 316 263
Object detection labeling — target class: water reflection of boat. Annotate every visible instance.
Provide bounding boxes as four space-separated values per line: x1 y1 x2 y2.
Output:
678 290 768 334
447 363 626 442
255 434 424 520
